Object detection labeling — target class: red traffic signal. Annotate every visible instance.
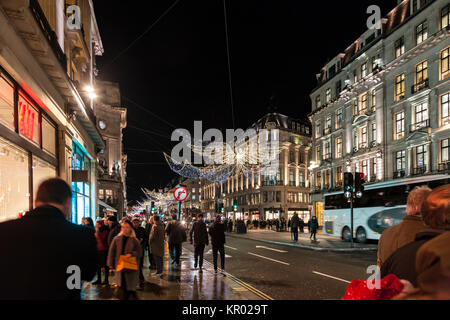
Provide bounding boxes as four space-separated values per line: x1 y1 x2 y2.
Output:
355 172 365 193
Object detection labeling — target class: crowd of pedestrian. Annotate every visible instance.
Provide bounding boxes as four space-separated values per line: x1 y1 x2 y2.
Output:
1 177 449 300
377 184 450 300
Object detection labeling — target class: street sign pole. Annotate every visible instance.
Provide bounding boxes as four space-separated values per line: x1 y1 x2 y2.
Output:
177 201 182 221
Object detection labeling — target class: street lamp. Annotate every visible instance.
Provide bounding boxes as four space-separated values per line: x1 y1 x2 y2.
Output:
84 85 97 99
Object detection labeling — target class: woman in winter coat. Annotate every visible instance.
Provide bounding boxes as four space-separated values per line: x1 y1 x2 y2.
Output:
107 220 142 300
149 215 165 276
93 220 110 285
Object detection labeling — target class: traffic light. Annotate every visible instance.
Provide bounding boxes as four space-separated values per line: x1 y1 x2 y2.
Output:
233 200 238 211
151 201 155 213
355 172 365 193
220 203 225 213
344 172 353 192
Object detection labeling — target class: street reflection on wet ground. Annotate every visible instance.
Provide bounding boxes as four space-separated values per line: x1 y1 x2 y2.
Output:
83 248 261 300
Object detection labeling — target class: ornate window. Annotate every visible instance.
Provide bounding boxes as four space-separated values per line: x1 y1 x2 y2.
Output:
416 21 428 45
395 74 405 101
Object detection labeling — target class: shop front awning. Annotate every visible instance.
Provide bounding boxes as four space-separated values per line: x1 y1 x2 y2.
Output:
98 200 117 213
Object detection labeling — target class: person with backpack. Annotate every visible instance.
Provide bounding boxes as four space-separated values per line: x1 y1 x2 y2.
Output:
165 214 186 267
190 214 209 272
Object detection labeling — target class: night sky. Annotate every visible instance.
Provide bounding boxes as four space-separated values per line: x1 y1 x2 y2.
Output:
94 0 398 204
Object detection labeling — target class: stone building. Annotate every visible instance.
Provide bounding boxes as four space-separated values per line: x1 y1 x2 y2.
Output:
95 80 127 218
0 0 120 223
201 113 312 222
309 0 450 227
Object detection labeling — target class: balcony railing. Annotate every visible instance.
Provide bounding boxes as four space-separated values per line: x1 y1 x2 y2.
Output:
438 161 450 173
410 119 430 132
393 170 406 179
412 79 429 94
30 0 67 70
262 180 283 186
359 142 368 150
412 166 427 176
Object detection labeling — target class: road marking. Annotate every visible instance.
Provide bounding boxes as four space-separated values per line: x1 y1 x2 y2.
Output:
225 245 237 250
184 247 274 300
312 271 351 284
247 252 290 266
256 245 288 253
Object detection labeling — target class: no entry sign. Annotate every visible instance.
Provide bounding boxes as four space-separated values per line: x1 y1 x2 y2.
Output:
173 186 188 202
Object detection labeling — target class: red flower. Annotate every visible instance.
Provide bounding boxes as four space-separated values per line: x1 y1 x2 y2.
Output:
341 274 404 300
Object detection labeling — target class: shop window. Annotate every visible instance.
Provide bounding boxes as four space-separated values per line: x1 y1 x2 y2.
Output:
0 74 14 130
32 155 57 202
0 138 29 222
71 142 91 224
42 117 56 156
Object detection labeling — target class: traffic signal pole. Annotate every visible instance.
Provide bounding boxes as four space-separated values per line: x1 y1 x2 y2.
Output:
350 195 354 248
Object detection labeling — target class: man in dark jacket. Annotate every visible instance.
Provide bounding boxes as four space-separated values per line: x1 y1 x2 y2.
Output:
132 218 147 288
166 214 185 267
209 215 226 275
107 216 121 247
145 216 156 270
299 217 305 233
291 212 300 242
0 178 97 300
309 216 319 241
190 214 209 272
381 185 450 287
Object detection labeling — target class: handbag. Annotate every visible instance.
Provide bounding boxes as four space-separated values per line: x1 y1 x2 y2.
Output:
116 255 138 272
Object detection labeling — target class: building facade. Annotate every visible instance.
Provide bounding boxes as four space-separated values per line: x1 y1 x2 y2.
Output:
95 80 127 218
0 0 120 224
201 113 312 222
309 0 450 227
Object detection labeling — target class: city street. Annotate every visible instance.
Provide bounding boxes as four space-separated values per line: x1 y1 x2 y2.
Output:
184 235 377 300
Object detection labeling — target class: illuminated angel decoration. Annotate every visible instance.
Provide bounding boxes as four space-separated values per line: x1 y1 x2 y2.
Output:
164 128 287 183
141 188 176 210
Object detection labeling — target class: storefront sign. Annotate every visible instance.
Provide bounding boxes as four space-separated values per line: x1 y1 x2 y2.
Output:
18 95 39 142
72 170 89 182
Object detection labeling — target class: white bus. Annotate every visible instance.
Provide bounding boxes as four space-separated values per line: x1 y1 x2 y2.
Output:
323 174 450 243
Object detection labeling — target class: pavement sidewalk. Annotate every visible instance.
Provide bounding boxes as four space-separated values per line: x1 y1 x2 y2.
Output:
227 229 378 252
82 247 265 300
